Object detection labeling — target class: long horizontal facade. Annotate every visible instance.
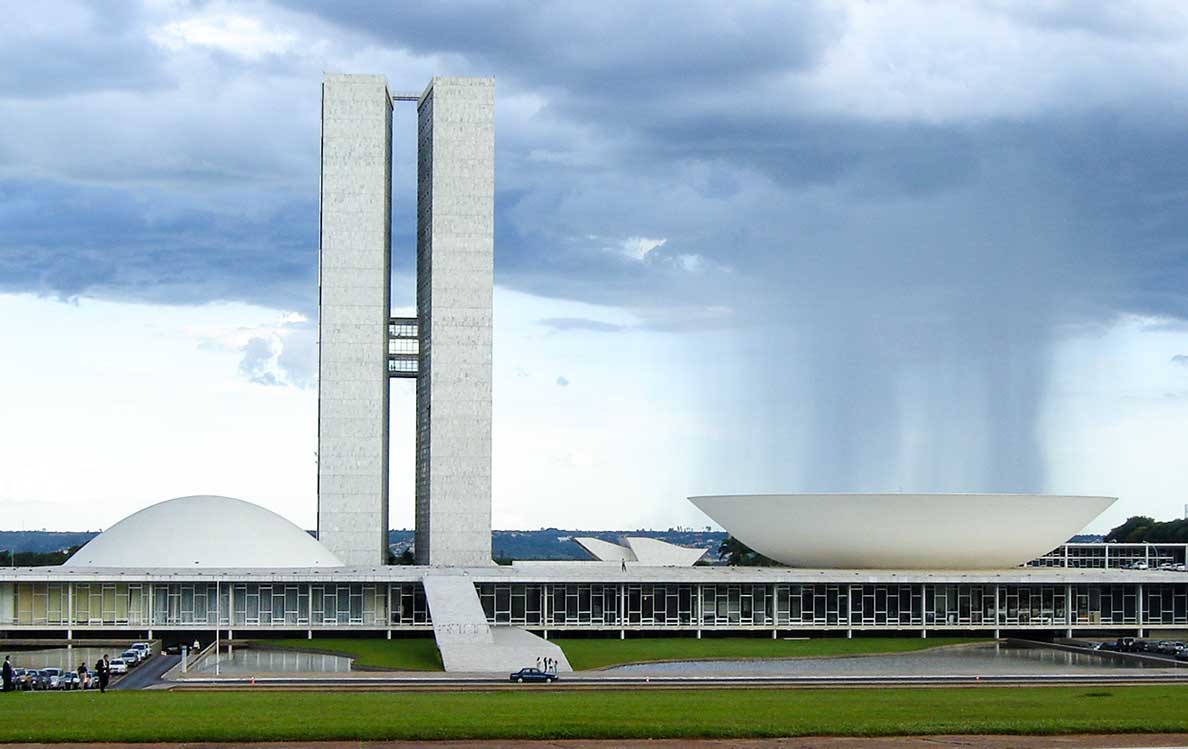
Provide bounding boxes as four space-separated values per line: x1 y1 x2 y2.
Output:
3 567 1188 637
1030 543 1188 569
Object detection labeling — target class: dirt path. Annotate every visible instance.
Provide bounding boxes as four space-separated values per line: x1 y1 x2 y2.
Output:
6 736 1188 749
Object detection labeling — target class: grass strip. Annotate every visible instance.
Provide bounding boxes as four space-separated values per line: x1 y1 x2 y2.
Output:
250 638 442 671
555 636 985 670
3 686 1188 742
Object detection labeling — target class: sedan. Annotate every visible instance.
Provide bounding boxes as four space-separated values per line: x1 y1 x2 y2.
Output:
509 667 558 683
108 658 129 675
39 668 64 690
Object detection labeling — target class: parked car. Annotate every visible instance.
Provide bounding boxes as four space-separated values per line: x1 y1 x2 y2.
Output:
27 669 51 690
509 667 558 683
1140 640 1161 653
1156 641 1185 656
121 649 142 665
108 658 129 675
1114 637 1137 652
1176 649 1188 662
38 668 65 690
130 642 152 659
10 668 34 691
58 672 81 690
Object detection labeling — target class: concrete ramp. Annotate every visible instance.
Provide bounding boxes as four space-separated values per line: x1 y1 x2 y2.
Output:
421 573 570 673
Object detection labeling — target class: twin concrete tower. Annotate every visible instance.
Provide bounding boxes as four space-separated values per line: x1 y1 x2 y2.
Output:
316 74 494 567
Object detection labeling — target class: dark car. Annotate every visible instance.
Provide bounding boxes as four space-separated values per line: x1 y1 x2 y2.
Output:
509 667 558 683
10 668 33 691
1114 637 1138 652
1176 649 1188 662
1156 641 1185 656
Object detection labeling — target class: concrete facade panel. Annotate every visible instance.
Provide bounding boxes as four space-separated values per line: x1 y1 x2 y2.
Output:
415 77 495 567
317 74 392 568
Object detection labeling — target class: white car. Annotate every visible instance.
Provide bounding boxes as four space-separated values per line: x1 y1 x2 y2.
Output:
40 668 64 689
131 642 152 659
122 649 142 664
108 658 129 675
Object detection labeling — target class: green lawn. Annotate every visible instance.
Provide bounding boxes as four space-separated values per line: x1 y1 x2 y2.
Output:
555 636 985 671
4 687 1188 741
250 637 442 671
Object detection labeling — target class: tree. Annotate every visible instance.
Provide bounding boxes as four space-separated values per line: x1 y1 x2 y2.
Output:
1104 515 1188 544
717 536 777 566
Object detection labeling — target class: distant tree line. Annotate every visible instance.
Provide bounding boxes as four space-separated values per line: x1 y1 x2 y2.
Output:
0 545 81 566
717 536 777 566
1105 516 1188 544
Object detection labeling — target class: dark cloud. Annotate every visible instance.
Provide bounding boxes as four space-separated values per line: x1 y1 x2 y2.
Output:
0 3 170 98
0 179 317 311
3 1 1188 492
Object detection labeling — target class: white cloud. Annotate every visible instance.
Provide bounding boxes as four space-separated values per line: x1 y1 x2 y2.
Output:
152 13 299 60
616 236 666 261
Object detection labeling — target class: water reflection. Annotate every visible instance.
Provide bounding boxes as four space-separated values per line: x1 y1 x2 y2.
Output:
605 643 1184 676
192 648 352 674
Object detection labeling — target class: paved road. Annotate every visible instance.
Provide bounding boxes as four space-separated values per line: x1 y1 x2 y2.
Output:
168 670 1188 691
112 654 179 690
3 736 1188 749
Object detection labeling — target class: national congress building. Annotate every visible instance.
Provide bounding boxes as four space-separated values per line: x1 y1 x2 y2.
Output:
1 74 1186 672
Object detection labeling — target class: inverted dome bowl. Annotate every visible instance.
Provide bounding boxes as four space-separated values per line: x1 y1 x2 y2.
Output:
689 493 1115 569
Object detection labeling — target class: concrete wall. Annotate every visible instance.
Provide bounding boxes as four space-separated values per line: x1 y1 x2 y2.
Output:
415 77 494 566
317 74 392 567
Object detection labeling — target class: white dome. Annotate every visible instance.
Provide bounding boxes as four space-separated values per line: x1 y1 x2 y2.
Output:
66 495 344 568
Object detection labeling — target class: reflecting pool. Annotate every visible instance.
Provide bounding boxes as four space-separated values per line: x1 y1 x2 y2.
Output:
192 647 352 674
604 642 1183 676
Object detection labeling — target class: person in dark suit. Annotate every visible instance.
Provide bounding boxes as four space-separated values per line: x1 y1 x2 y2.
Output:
2 656 12 692
96 655 110 693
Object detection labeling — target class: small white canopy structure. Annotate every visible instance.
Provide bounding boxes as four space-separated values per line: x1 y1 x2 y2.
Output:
66 495 344 568
574 537 707 566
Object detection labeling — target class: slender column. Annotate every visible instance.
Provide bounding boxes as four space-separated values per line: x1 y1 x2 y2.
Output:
845 584 853 638
66 584 73 640
993 583 1001 639
1136 583 1144 637
1066 584 1074 627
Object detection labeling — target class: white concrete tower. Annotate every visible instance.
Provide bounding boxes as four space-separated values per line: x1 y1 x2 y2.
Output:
414 77 495 566
316 74 392 566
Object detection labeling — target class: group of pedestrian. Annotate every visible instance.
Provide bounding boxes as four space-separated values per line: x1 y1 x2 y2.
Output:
1 654 109 692
535 655 558 674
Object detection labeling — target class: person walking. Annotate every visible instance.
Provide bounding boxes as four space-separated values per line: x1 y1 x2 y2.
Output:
96 655 110 693
536 656 542 670
2 656 12 692
78 662 89 690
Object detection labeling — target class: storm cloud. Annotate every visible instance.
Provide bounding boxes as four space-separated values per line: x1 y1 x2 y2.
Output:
3 1 1188 494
